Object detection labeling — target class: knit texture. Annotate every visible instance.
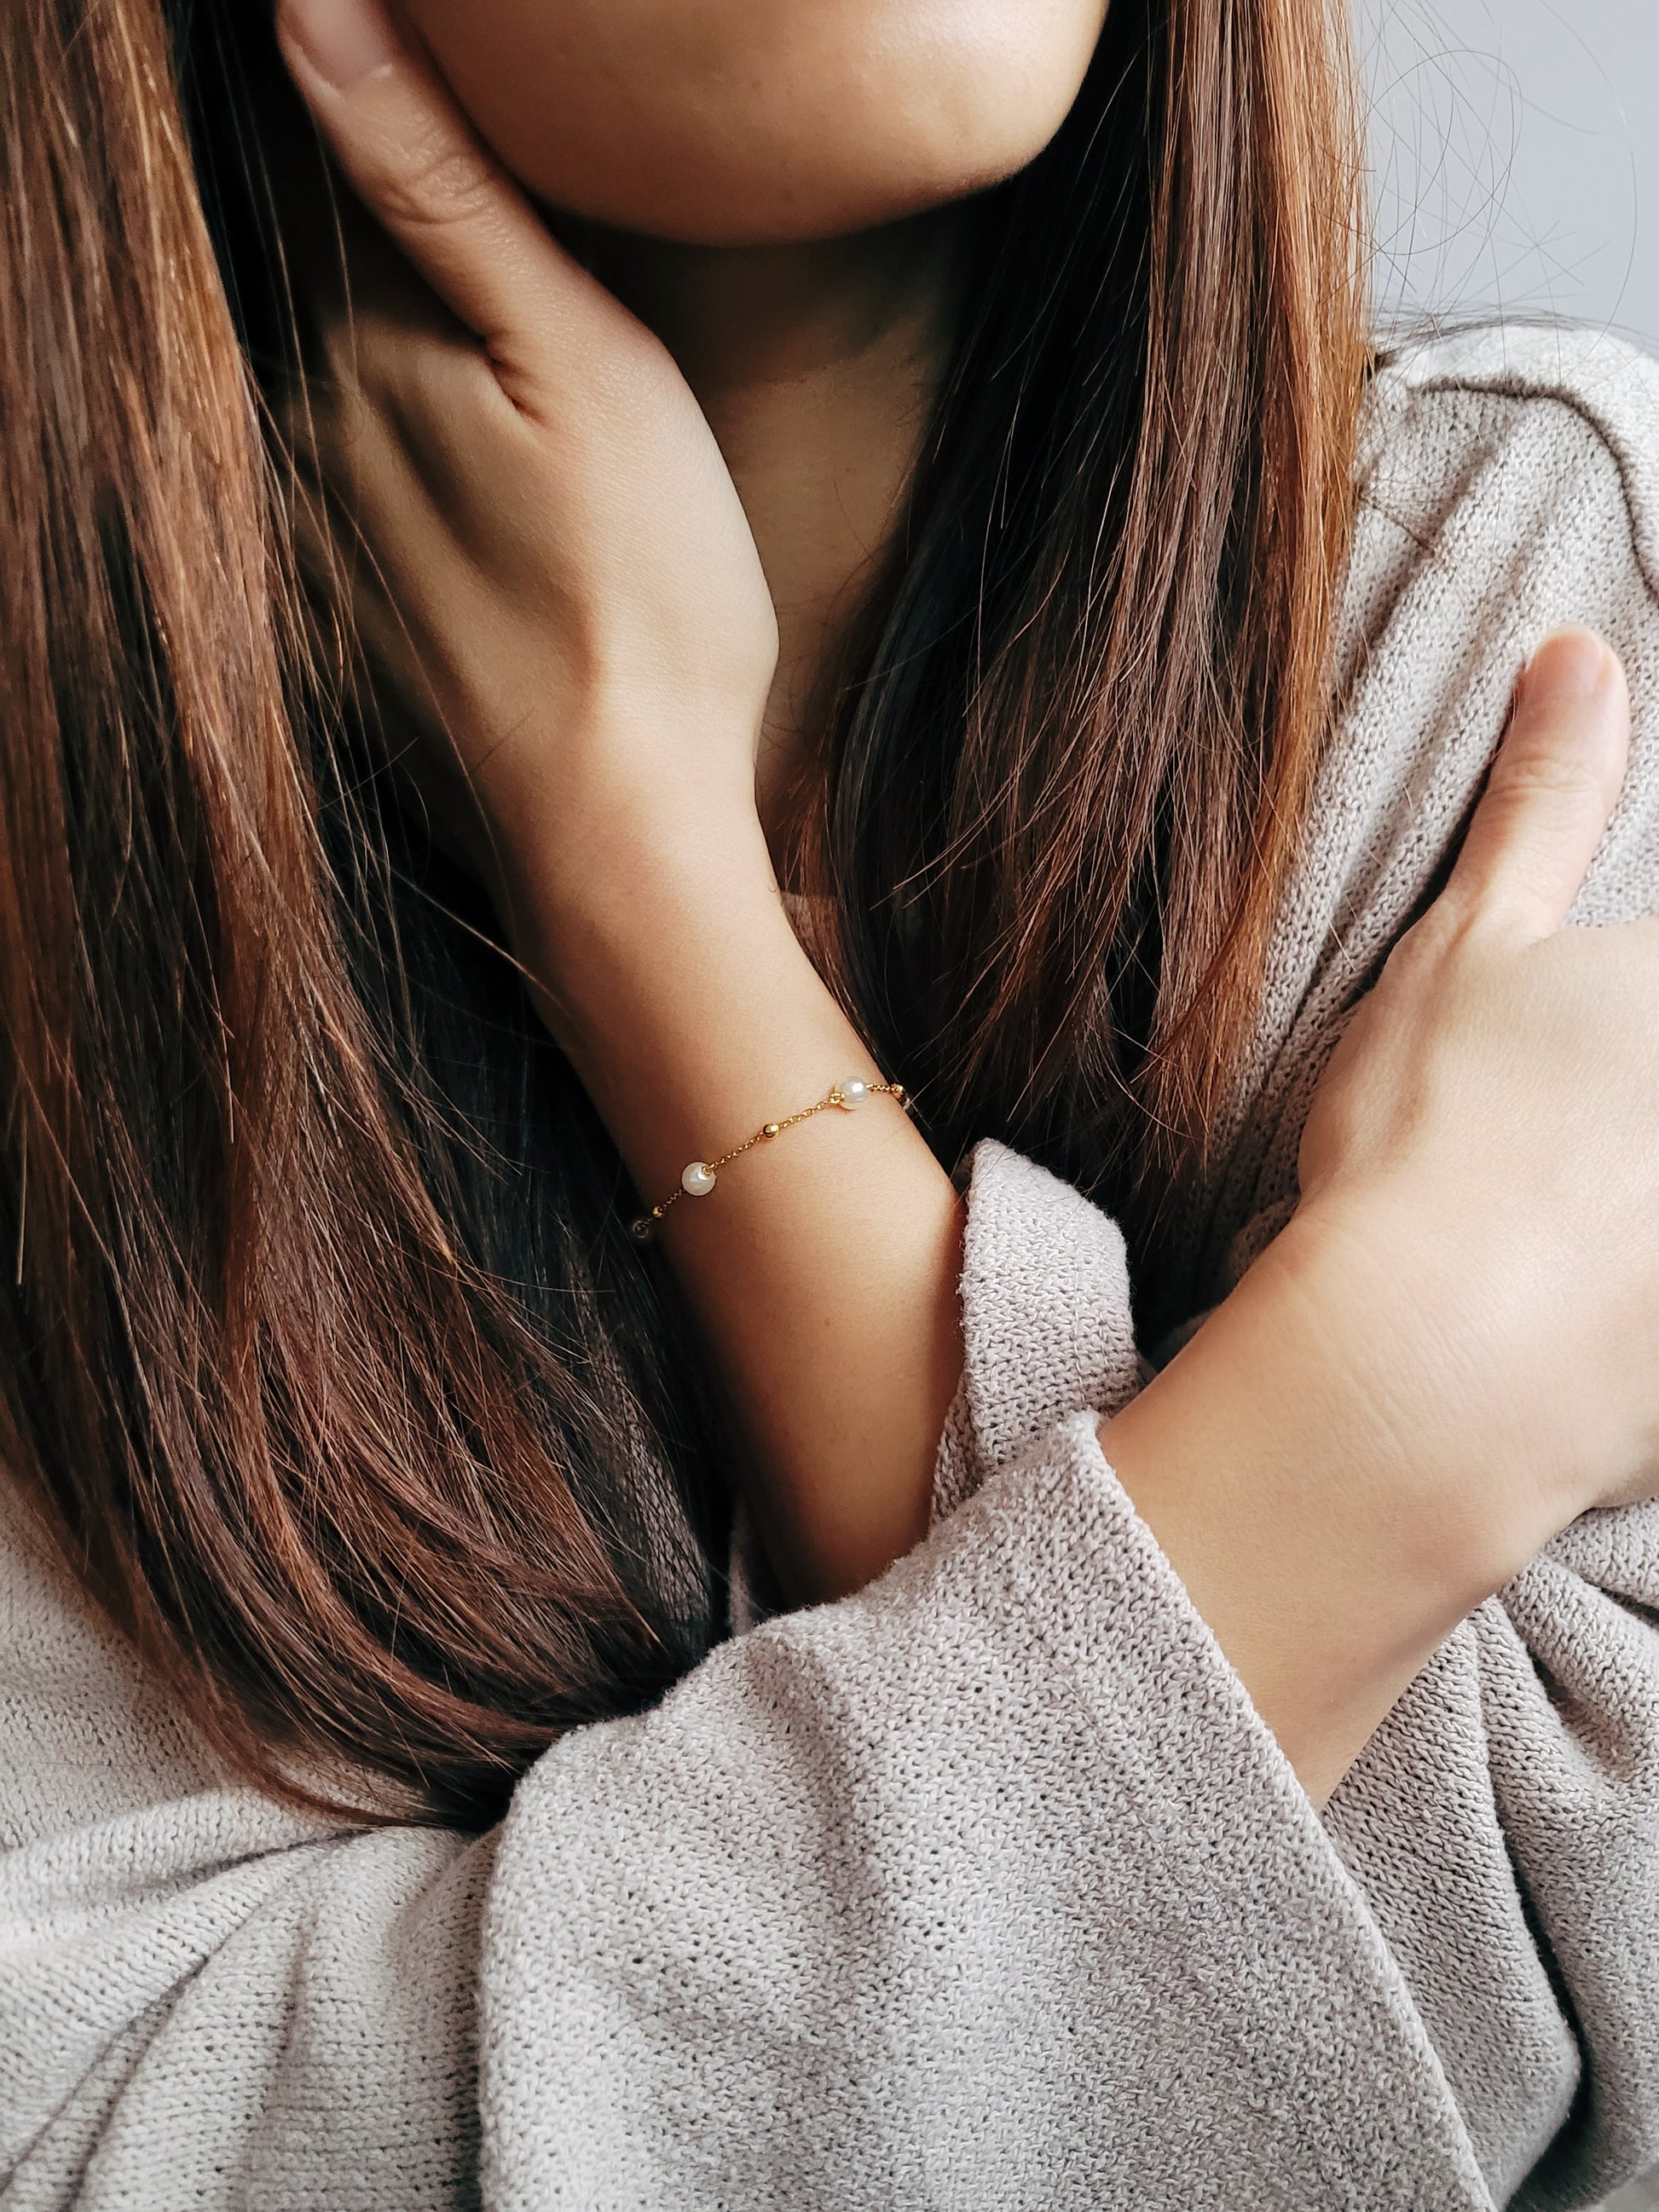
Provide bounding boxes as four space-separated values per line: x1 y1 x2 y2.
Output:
5 326 1659 2209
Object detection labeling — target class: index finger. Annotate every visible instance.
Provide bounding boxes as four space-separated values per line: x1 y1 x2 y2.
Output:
275 0 617 394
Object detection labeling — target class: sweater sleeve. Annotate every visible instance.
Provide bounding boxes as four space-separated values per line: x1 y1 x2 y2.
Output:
3 1167 1502 2212
932 1147 1659 2212
479 1328 1494 2212
1147 326 1659 2212
919 329 1659 2212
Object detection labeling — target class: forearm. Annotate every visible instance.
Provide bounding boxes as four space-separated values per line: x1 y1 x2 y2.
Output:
510 799 962 1604
1101 1201 1576 1808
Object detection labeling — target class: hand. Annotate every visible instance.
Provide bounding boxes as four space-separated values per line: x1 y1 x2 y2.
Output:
1097 627 1656 1804
1294 627 1659 1522
276 0 779 937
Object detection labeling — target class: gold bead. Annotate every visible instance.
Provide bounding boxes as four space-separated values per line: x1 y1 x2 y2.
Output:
763 1123 781 1139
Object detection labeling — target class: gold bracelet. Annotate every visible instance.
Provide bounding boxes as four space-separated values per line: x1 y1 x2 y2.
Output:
629 1077 911 1244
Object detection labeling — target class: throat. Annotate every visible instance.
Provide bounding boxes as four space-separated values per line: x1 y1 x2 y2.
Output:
564 212 971 870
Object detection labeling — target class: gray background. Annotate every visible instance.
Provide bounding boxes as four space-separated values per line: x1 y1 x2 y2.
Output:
1358 0 1659 350
1358 9 1659 2205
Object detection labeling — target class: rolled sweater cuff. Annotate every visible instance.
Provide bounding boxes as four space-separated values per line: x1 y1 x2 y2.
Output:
733 1141 1144 1630
935 1140 1145 1520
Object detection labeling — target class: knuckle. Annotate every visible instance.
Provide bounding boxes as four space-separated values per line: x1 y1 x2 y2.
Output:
338 313 433 419
315 313 360 390
1484 748 1606 810
384 342 485 444
374 128 499 231
1379 922 1439 991
321 368 376 454
1393 894 1514 992
1391 897 1471 973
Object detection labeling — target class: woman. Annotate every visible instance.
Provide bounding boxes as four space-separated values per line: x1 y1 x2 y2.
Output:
3 0 1659 2202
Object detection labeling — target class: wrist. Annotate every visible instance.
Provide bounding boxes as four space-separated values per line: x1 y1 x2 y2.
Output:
1284 1183 1601 1557
500 813 871 1216
1101 1195 1581 1803
1114 1205 1536 1631
454 672 770 931
493 773 782 1035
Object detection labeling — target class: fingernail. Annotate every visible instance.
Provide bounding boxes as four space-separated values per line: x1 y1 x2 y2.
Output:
278 0 404 91
1521 627 1616 710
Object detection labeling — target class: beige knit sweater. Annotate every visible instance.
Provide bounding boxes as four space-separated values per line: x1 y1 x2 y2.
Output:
5 326 1659 2212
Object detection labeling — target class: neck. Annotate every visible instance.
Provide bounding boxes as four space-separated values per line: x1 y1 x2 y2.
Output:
574 216 969 863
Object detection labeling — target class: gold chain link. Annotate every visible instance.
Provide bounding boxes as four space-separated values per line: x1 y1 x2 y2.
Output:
630 1081 911 1243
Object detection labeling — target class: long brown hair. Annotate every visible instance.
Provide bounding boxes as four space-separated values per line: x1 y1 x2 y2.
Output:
819 0 1366 1295
0 0 1366 1822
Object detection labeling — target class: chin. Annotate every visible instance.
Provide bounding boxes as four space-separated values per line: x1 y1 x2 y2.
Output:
399 0 1108 246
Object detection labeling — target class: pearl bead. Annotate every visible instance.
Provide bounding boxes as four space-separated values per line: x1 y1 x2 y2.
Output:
681 1161 718 1198
838 1077 870 1109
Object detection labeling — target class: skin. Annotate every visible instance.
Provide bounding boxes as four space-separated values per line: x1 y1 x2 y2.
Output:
390 0 1110 245
276 0 1659 1810
321 0 1105 850
594 224 971 846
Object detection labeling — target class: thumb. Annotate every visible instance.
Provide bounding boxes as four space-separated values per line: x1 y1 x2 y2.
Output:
1438 627 1632 944
276 0 621 397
